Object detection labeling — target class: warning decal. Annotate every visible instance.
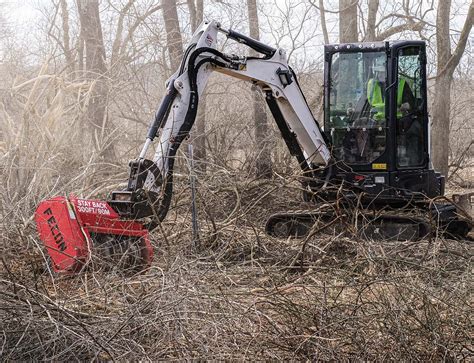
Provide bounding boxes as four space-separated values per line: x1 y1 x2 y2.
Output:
76 199 111 215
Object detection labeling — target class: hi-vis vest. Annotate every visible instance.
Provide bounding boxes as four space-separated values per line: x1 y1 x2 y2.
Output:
367 78 406 120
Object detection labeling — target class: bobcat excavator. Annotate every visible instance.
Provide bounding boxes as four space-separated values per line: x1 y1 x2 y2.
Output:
35 21 472 274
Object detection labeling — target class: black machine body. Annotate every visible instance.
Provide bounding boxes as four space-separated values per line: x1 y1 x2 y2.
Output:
321 40 444 202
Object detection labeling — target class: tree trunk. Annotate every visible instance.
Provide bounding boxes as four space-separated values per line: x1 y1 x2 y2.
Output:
365 0 379 41
318 0 330 44
187 0 203 31
248 0 272 178
339 0 358 43
337 0 358 114
196 0 203 27
431 0 473 177
77 0 114 160
59 0 74 73
431 0 452 177
431 73 451 177
162 0 184 72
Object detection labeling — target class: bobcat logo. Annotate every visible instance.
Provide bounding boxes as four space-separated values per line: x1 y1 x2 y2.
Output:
205 34 213 47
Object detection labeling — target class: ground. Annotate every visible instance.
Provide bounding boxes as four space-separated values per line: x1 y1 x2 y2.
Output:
1 177 472 360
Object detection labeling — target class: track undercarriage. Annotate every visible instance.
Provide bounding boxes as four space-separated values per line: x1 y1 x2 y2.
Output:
266 193 473 241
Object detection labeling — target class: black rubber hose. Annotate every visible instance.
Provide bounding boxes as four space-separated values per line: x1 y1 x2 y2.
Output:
146 44 199 140
148 48 231 228
178 43 196 76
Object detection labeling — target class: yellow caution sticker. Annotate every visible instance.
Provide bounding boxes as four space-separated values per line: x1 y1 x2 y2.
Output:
372 163 387 170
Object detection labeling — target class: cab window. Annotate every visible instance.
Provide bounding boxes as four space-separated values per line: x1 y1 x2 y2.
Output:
327 51 387 165
396 47 425 168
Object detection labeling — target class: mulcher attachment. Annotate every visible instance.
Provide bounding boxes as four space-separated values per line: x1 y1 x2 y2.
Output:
35 195 153 274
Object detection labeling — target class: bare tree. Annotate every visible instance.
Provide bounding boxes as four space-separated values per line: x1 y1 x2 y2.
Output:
318 0 330 44
339 0 358 43
334 0 430 44
361 0 427 42
59 0 74 72
365 0 379 41
337 0 359 115
248 0 272 178
431 0 473 177
187 0 204 31
77 0 115 160
162 0 184 73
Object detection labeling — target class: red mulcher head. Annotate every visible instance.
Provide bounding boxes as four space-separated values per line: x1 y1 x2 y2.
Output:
35 195 153 274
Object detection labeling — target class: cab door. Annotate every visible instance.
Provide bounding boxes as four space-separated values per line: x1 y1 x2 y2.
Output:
391 42 429 169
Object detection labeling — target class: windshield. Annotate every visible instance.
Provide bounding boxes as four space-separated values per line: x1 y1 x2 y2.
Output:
327 51 387 164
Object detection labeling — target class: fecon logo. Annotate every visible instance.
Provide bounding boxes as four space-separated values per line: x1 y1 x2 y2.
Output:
44 208 67 252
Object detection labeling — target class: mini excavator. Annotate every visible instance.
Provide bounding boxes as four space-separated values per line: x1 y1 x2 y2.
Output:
35 21 472 274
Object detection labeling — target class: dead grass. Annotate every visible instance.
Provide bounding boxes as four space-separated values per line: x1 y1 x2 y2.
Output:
1 171 473 360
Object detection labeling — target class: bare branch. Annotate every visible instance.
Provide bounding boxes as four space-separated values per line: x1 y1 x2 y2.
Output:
440 1 474 77
110 0 135 65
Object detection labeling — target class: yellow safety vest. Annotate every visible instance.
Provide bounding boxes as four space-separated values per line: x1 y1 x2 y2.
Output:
367 78 406 120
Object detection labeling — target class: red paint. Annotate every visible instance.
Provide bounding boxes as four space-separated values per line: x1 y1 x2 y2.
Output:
35 195 153 274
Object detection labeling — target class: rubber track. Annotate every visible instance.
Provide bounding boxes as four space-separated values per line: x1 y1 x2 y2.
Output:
265 210 433 241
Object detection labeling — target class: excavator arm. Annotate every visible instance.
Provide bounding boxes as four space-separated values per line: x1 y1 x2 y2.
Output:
34 21 331 274
110 20 331 225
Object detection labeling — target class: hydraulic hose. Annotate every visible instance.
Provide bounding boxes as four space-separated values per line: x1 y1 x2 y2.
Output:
148 48 232 229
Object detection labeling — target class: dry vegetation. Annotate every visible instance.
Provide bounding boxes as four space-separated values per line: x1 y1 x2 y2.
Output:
1 97 473 359
1 0 473 360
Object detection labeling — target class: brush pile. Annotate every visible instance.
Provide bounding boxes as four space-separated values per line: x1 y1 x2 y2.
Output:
1 169 472 360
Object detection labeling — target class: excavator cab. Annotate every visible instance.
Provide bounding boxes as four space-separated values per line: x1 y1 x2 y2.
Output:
323 41 443 199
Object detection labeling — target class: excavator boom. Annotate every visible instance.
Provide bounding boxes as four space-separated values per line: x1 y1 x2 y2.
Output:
109 20 330 222
35 21 331 274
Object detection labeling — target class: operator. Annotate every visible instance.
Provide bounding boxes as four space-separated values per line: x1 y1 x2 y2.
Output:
348 61 416 163
367 63 415 121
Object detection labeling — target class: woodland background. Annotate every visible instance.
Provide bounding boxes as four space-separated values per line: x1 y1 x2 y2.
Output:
0 0 473 360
